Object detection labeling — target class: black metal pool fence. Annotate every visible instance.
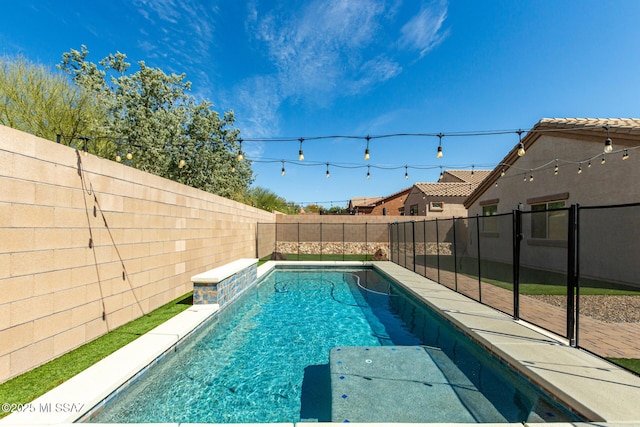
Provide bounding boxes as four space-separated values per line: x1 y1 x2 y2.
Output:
258 203 640 359
256 222 390 261
389 202 640 358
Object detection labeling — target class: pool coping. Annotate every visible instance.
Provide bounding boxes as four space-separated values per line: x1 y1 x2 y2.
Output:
2 261 639 426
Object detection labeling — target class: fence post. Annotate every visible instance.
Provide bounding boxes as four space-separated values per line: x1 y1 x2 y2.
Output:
343 222 346 262
396 222 400 263
412 221 416 272
513 210 522 320
320 222 323 261
435 218 440 283
567 205 578 346
365 222 369 261
452 218 458 291
476 214 482 301
423 219 427 278
575 204 581 348
297 222 300 260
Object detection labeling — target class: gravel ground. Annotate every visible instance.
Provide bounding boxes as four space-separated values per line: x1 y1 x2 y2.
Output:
531 295 640 323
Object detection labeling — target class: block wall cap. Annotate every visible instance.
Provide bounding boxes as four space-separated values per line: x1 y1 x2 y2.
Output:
191 258 258 284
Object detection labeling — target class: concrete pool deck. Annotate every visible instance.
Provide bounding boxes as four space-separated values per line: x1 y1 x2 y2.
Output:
2 261 639 426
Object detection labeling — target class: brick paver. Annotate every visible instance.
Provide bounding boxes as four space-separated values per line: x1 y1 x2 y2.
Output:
405 263 640 358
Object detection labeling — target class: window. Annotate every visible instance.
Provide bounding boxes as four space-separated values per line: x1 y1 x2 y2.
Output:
531 201 567 239
482 204 498 232
430 201 444 211
409 204 418 216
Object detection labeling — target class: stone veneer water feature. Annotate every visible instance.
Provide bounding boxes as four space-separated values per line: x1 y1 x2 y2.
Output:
191 258 258 306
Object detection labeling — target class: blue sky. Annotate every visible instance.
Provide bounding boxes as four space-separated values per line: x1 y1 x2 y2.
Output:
2 1 640 207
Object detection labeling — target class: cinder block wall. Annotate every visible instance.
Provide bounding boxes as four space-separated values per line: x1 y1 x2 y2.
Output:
0 126 275 383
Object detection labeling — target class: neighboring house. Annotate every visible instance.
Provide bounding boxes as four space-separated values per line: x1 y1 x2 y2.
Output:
464 117 640 284
403 170 491 217
347 196 383 215
347 188 411 216
369 187 412 216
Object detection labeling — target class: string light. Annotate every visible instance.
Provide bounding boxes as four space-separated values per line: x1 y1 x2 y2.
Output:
603 124 613 153
588 160 591 168
366 165 370 180
471 164 475 175
178 159 186 169
437 133 444 159
126 152 133 160
554 162 559 175
623 149 629 160
326 163 330 178
601 156 606 165
500 168 505 177
231 163 236 173
237 138 244 161
298 138 304 161
364 135 371 160
116 154 122 162
404 165 409 180
577 163 582 174
439 166 444 181
529 173 534 182
281 160 286 176
516 130 525 156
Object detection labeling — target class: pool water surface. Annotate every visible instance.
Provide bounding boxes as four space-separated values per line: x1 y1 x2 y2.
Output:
87 267 579 423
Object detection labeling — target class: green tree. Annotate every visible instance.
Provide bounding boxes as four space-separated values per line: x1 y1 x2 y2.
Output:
0 56 109 153
244 187 300 213
58 46 252 200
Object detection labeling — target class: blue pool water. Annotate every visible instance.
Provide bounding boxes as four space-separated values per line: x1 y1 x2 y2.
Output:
87 267 580 423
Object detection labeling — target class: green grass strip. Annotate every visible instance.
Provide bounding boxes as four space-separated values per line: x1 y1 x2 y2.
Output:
259 253 373 264
608 358 640 375
0 292 193 419
470 276 640 296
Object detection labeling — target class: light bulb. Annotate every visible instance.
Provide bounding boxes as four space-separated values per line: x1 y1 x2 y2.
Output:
437 145 443 159
623 149 629 160
364 148 370 160
237 152 243 161
529 174 534 182
517 143 526 157
604 137 613 153
500 168 505 177
231 165 236 173
116 154 122 162
178 159 186 169
554 164 558 175
126 152 133 160
326 170 330 178
298 149 304 161
366 172 370 180
281 167 285 176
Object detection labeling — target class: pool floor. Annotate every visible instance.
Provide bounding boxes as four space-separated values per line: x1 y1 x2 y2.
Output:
87 267 578 424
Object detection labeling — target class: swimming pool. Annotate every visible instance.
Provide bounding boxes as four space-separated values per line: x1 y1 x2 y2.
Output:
87 266 580 423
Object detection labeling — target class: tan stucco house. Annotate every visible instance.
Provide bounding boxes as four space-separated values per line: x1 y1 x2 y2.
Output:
464 117 640 286
403 170 491 217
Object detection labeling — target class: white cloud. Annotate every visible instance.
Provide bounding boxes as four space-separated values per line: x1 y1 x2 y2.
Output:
399 2 449 57
132 0 218 74
238 1 449 142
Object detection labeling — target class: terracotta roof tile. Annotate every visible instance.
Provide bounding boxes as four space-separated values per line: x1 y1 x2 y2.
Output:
441 170 492 185
414 182 478 197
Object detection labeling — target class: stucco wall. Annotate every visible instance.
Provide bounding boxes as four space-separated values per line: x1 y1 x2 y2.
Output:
467 133 640 285
403 188 469 218
0 126 275 382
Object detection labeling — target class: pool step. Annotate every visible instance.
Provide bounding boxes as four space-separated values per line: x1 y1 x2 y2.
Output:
329 346 506 423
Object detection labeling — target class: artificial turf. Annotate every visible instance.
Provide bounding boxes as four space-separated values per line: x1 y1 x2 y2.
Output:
0 292 192 419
